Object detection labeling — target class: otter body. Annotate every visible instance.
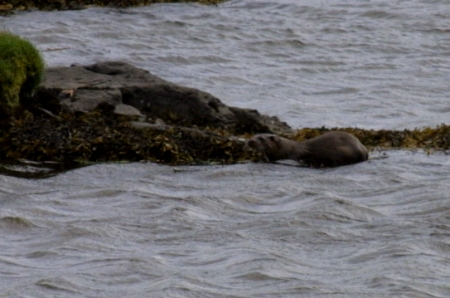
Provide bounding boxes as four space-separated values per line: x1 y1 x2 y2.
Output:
248 131 368 167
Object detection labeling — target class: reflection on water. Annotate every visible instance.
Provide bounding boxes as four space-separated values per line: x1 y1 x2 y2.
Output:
1 0 450 296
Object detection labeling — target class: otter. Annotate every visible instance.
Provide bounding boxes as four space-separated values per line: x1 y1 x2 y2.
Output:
248 131 368 167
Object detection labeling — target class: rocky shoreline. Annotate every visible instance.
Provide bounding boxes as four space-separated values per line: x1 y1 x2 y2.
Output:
0 61 449 176
0 0 226 14
1 61 292 170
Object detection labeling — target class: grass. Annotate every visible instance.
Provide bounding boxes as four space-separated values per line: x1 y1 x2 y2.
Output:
0 31 44 114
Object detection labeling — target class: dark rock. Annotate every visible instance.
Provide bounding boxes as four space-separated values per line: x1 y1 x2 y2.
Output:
120 85 237 128
34 61 293 135
0 0 228 15
21 87 61 115
0 60 292 172
60 89 122 113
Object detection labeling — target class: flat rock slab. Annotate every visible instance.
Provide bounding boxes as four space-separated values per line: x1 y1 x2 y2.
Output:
31 61 292 135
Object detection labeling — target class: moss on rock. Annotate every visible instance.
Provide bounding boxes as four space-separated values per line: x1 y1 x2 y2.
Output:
0 32 44 115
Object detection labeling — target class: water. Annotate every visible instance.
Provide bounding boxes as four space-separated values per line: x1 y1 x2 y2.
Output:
3 0 450 129
1 0 450 296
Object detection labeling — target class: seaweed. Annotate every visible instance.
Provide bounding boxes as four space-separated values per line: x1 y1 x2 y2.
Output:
1 104 449 175
0 107 262 171
292 126 450 152
0 0 227 14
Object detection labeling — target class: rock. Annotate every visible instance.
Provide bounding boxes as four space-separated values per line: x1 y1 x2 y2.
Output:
61 89 122 114
2 60 293 171
114 104 143 117
33 61 292 135
0 0 228 14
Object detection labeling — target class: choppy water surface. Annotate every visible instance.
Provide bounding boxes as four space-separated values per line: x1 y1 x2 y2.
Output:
1 155 450 297
3 0 450 129
1 0 450 297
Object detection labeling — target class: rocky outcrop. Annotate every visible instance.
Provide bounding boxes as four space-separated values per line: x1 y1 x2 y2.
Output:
2 60 450 177
29 61 292 135
0 61 291 171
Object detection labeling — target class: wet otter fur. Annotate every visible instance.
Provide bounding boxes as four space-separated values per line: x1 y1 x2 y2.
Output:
248 131 368 167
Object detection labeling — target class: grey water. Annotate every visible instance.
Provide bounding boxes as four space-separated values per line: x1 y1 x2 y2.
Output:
1 0 450 296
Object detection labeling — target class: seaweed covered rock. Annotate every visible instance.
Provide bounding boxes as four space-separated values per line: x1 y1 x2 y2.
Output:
2 60 449 175
0 0 227 14
0 60 285 171
30 61 292 135
292 126 450 152
1 108 265 167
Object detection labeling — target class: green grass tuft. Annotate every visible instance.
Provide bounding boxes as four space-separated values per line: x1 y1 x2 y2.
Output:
0 31 44 114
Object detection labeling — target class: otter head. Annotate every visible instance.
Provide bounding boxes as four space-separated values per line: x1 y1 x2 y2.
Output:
248 134 284 162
